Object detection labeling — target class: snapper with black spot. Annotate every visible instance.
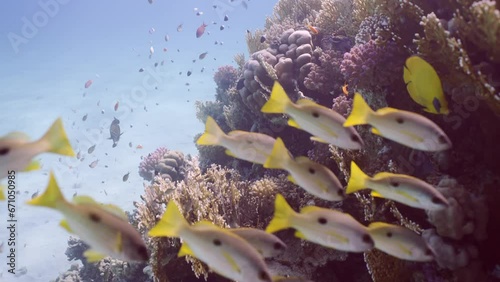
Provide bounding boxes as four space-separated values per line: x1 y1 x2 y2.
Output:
266 194 373 252
196 116 276 165
264 138 345 201
0 118 75 179
229 228 286 258
344 93 452 151
261 81 364 150
149 200 273 282
368 222 434 262
27 172 148 263
347 162 449 210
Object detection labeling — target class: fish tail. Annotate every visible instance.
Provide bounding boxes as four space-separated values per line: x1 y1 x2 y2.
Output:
344 93 373 126
196 116 225 146
264 138 291 169
27 171 66 209
346 161 369 194
266 194 295 233
148 200 188 238
261 81 291 114
41 118 75 157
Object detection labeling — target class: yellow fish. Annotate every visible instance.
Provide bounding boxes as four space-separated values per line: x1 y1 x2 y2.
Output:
273 276 314 282
261 81 364 150
368 222 434 262
264 138 345 201
229 228 287 258
196 116 276 164
266 194 373 252
403 56 449 114
347 162 449 210
0 185 5 201
0 118 75 179
344 93 452 151
27 172 148 263
149 200 272 282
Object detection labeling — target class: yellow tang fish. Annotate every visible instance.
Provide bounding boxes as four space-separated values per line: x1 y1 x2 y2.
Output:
368 222 434 262
403 56 449 114
266 194 373 252
0 118 75 179
344 93 452 151
196 116 276 164
347 162 449 210
261 81 364 150
229 228 287 258
27 172 148 263
149 200 273 282
264 138 345 201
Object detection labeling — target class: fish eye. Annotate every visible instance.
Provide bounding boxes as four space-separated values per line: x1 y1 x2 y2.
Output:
213 239 222 246
259 270 270 281
386 232 392 238
438 135 448 144
273 242 283 250
89 212 101 223
362 234 373 244
350 134 360 142
311 111 320 118
390 181 399 187
317 217 327 224
308 168 316 174
396 118 404 124
0 147 10 155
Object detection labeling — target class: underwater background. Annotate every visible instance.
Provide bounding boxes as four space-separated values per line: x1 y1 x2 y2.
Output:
0 0 499 281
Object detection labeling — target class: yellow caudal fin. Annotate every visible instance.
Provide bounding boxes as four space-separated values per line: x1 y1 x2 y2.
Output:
261 81 292 114
0 185 5 201
41 118 75 157
148 200 188 238
26 171 66 209
346 161 369 194
264 138 292 170
344 93 373 126
196 116 226 146
265 194 295 233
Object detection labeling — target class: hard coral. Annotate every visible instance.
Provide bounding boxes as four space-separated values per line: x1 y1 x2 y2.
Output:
138 147 188 182
138 147 168 181
340 40 407 92
304 49 345 96
213 65 239 91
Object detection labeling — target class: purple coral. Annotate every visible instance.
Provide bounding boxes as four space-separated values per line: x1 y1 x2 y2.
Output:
213 65 239 90
340 40 406 91
139 147 167 181
331 95 352 117
304 50 345 96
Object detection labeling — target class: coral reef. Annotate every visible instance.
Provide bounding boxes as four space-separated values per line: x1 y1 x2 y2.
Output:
304 49 345 96
213 65 239 92
138 147 188 182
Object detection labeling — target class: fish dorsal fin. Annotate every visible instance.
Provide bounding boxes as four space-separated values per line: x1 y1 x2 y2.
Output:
310 136 328 143
372 172 398 180
371 191 384 198
72 195 98 204
222 251 241 273
225 149 236 157
287 175 297 184
114 232 123 252
84 249 106 262
368 222 392 229
296 99 318 106
300 206 323 214
376 107 399 115
4 131 30 141
59 219 74 233
294 230 306 239
178 243 194 257
287 119 301 129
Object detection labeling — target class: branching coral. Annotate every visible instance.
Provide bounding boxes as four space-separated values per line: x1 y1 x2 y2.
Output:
316 0 358 37
213 65 239 91
340 39 407 92
304 49 345 96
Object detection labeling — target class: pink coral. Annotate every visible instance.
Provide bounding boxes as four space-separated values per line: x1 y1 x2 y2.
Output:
304 50 345 96
213 65 239 90
340 40 407 91
139 147 168 181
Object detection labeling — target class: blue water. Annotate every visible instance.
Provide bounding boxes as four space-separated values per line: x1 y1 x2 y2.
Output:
0 1 276 280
